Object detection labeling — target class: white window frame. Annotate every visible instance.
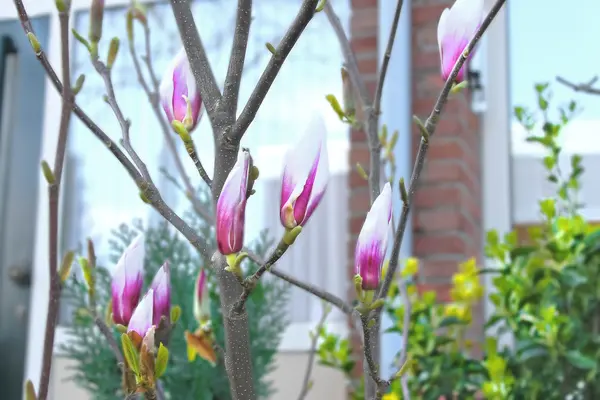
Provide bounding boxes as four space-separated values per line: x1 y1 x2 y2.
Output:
0 0 357 391
480 0 513 348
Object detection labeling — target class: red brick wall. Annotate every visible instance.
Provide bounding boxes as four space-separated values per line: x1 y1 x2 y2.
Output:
411 0 482 313
347 0 485 380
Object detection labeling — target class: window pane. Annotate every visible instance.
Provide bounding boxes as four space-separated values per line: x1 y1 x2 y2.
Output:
60 0 350 322
509 0 600 153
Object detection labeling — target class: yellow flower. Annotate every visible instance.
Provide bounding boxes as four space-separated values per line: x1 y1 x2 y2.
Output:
444 303 471 322
402 257 419 277
382 392 401 400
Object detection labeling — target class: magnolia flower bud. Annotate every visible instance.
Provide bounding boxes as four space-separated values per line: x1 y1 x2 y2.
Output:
89 0 105 43
111 234 145 325
193 268 211 325
437 0 484 82
355 183 392 290
216 150 251 255
159 49 204 133
150 262 171 326
341 67 355 116
127 289 154 338
280 116 329 229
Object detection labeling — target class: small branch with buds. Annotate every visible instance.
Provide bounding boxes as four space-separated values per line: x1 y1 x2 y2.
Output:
297 303 332 400
126 8 214 217
35 2 74 399
230 0 319 142
556 75 600 95
231 229 301 314
169 0 222 124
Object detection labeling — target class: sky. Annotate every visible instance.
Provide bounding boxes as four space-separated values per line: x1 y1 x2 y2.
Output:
509 0 600 127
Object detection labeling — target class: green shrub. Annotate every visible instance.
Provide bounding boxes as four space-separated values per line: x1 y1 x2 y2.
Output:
317 83 600 400
59 192 290 400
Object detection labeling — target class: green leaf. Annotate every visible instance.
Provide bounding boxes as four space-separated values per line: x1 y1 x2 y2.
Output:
325 94 345 120
566 350 596 370
121 333 140 376
438 316 465 328
155 343 169 378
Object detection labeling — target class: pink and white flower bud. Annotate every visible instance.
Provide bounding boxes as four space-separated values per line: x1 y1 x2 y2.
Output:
437 0 484 82
280 116 329 229
149 262 171 326
193 268 211 324
216 150 250 255
159 48 204 132
111 234 145 326
355 183 393 290
127 289 154 338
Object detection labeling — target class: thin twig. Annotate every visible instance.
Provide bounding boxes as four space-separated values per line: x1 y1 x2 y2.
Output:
94 315 124 365
373 0 404 117
37 8 74 400
230 0 319 142
169 0 222 123
297 304 332 400
232 240 291 314
377 0 507 302
91 57 154 185
396 279 411 400
15 0 214 263
361 315 389 399
556 75 600 95
127 19 214 209
12 0 141 184
242 248 357 316
222 0 252 116
323 2 370 106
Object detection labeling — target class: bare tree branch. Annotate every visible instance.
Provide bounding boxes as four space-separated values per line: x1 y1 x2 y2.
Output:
92 56 155 185
242 247 356 316
373 0 404 117
13 0 142 184
378 0 507 304
556 75 600 95
36 5 74 399
230 0 319 142
297 304 332 400
127 17 214 215
170 0 222 125
222 0 253 116
323 2 370 107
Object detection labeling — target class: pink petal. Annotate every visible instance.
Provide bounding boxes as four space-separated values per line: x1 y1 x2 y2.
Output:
128 289 154 337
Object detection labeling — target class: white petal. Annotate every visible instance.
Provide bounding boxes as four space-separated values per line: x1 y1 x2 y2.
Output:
437 8 451 54
447 0 484 39
283 115 328 200
220 151 249 209
114 233 145 280
159 68 175 116
151 262 169 292
128 289 154 335
358 183 392 244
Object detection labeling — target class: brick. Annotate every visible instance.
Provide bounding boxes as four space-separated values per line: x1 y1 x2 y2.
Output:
349 145 371 165
351 35 378 55
415 208 478 238
419 257 462 280
413 4 448 25
357 57 378 75
349 187 371 214
351 0 377 9
351 8 379 36
422 160 480 196
416 283 453 303
414 232 471 256
427 138 480 175
351 128 368 142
